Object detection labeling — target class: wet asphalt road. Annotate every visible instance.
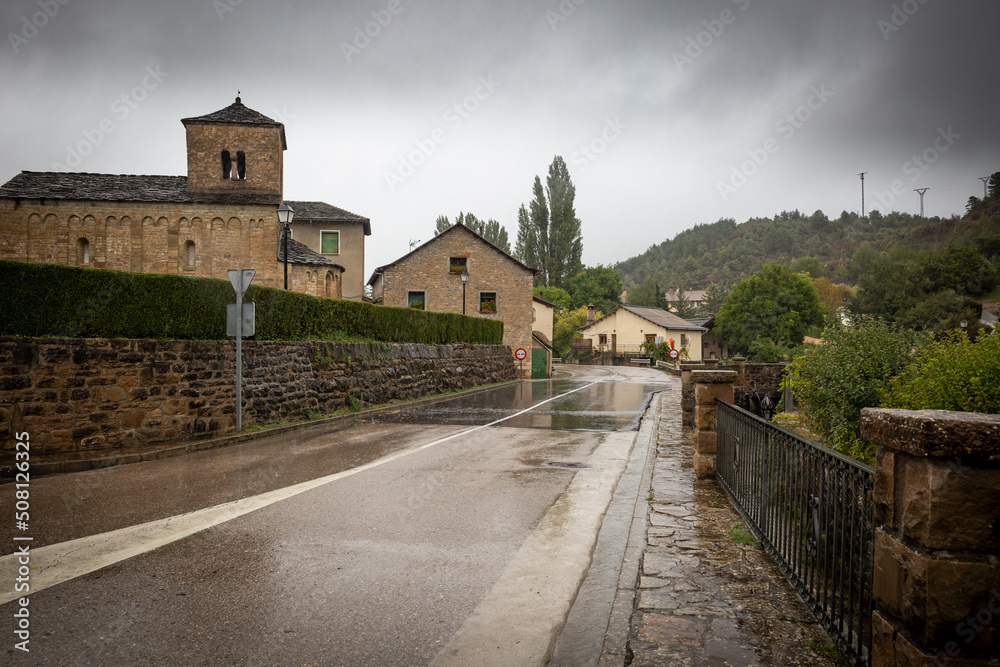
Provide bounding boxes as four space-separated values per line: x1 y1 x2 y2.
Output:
2 365 670 666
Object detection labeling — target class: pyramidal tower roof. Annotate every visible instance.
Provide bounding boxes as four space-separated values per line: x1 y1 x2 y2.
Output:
181 96 286 149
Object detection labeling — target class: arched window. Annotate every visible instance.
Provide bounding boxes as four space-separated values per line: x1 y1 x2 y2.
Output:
325 271 335 298
236 151 246 180
185 241 196 267
77 238 90 265
222 150 232 179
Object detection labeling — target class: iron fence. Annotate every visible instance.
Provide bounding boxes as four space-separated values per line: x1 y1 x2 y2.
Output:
716 400 875 667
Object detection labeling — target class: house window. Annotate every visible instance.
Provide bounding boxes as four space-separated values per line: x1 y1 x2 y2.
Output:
408 291 425 310
645 334 657 345
222 151 232 179
681 334 688 347
479 292 497 313
449 257 467 274
236 151 246 180
185 241 196 267
77 237 90 265
599 334 608 345
321 231 340 254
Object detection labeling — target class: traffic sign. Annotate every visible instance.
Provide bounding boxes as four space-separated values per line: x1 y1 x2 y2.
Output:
228 268 256 296
668 349 680 360
515 348 527 361
227 302 256 337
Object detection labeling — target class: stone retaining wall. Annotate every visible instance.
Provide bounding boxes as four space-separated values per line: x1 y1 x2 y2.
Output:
0 337 516 456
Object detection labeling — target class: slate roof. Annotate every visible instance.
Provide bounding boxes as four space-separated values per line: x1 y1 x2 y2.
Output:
0 171 282 206
367 222 539 286
285 200 371 236
582 305 707 332
181 97 287 150
278 237 344 269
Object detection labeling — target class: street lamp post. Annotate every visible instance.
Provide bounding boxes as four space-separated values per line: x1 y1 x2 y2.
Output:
277 204 295 289
461 269 469 315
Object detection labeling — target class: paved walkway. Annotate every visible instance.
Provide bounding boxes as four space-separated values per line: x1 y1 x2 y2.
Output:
625 382 837 666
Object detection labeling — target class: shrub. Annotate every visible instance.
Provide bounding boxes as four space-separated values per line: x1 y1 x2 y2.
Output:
881 330 1000 413
0 260 503 345
786 316 926 464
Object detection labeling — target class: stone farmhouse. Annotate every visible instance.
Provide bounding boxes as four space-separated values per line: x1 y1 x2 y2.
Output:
367 223 538 375
579 305 707 361
0 97 370 300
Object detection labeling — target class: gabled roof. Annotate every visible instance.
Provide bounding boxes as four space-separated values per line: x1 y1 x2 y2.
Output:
665 289 707 302
181 97 287 150
533 296 556 309
285 200 371 236
278 237 344 269
533 331 554 350
581 305 707 333
367 222 539 285
0 171 281 206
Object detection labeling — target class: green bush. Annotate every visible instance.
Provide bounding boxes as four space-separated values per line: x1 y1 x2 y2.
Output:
881 330 1000 413
786 316 926 464
0 260 503 345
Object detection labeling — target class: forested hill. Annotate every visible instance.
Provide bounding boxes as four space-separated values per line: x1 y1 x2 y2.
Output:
614 209 1000 290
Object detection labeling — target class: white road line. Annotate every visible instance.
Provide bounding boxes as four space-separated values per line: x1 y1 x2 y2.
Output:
0 381 601 605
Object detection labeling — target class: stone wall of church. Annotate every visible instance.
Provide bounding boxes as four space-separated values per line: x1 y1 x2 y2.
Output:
185 122 284 196
0 198 338 298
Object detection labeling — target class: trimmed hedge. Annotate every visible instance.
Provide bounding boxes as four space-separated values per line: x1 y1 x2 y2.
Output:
1 260 504 345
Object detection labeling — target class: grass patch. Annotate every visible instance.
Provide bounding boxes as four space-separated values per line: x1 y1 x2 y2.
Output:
728 521 760 547
244 420 292 433
807 639 850 667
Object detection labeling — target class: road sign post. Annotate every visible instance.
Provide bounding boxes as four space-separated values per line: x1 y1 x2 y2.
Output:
227 269 255 432
515 347 527 379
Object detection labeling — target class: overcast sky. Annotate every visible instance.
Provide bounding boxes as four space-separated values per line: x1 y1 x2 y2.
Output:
2 0 997 275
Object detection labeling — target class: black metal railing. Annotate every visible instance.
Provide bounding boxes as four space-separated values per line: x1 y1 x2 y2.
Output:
716 400 875 666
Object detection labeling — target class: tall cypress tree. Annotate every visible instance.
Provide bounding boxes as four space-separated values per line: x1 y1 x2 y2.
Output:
515 156 584 288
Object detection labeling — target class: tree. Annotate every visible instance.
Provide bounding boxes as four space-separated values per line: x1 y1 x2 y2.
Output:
533 286 571 311
790 256 823 279
628 276 665 308
568 266 622 315
812 277 853 316
670 286 697 320
553 305 600 359
715 263 825 351
703 282 731 314
435 212 511 254
514 156 584 288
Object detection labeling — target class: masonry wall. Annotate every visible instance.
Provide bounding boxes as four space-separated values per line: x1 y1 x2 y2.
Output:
0 198 340 298
379 226 534 376
184 122 283 196
0 337 517 456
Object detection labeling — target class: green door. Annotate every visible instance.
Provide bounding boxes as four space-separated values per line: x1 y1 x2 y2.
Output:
531 348 548 378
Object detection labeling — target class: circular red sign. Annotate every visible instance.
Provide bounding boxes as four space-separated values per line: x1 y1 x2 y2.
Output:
515 348 527 360
668 349 680 360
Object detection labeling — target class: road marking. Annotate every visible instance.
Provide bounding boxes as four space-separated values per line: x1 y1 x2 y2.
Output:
0 381 601 604
430 431 637 667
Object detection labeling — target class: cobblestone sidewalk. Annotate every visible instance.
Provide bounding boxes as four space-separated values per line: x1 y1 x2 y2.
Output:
627 384 838 667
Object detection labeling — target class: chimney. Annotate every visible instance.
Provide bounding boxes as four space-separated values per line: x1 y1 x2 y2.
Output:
586 304 595 326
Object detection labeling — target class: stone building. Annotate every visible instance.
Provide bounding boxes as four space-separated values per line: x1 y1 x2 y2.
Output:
0 97 369 299
367 223 537 374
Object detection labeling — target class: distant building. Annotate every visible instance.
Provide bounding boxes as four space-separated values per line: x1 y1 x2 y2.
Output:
687 315 728 360
664 289 706 312
367 222 539 375
0 97 369 300
579 305 707 361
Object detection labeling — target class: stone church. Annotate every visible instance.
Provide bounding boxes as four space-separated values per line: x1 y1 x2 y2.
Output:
0 97 371 299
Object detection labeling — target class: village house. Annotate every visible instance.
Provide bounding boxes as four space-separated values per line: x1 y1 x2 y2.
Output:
531 296 556 378
0 97 368 300
579 304 707 361
664 289 707 312
688 315 729 360
367 222 537 375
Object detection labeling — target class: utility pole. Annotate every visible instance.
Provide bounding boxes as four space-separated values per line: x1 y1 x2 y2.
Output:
981 176 991 200
859 172 868 219
914 188 930 218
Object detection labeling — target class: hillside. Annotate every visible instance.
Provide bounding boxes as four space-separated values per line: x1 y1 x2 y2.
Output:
614 209 1000 290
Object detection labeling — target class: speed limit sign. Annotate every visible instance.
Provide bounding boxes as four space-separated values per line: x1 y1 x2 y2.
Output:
668 349 680 360
515 348 527 360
